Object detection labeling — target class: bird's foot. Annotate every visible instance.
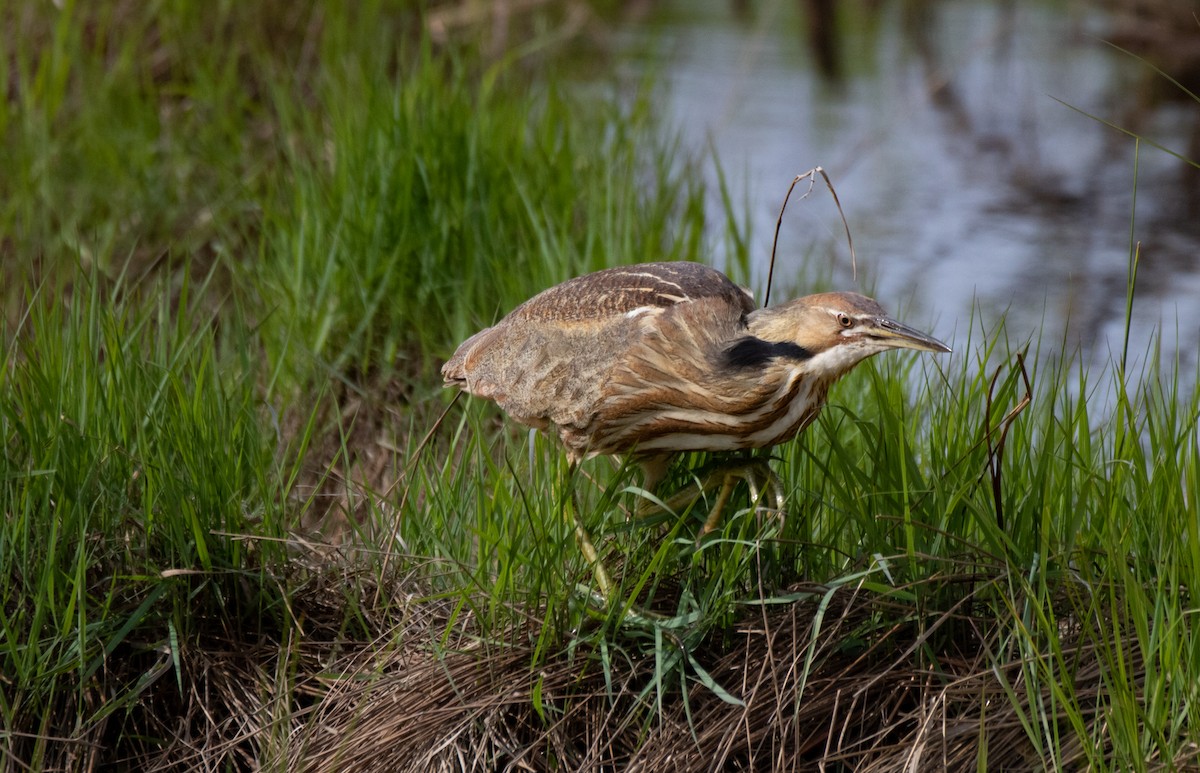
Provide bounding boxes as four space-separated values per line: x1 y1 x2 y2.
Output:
694 458 786 540
635 457 786 541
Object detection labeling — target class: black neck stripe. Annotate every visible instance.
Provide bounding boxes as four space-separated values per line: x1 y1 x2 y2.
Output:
724 337 813 368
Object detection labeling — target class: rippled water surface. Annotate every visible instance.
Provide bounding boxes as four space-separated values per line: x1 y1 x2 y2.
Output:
614 0 1200 372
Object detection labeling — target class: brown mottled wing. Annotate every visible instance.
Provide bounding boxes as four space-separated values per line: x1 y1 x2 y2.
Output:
441 262 754 460
502 261 754 323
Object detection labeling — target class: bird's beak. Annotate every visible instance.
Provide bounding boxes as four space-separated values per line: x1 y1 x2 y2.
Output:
870 317 952 354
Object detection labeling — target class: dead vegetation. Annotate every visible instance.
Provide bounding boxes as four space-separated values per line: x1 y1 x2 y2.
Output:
102 571 1187 772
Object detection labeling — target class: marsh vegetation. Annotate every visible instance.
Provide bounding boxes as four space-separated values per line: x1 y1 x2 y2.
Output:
2 2 1198 770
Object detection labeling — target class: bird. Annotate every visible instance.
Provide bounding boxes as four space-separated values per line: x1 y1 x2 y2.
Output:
442 261 950 589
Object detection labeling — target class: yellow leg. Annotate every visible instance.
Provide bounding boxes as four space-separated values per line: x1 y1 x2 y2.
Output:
565 467 612 598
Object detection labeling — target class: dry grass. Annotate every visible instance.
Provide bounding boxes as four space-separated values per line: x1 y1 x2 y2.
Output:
107 571 1190 772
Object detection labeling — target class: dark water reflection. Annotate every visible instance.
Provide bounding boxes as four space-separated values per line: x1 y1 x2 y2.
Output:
615 0 1200 373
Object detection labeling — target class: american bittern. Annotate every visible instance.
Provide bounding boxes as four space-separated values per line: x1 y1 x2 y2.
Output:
443 261 949 590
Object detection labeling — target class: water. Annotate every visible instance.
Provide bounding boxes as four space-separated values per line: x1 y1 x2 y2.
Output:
615 0 1200 374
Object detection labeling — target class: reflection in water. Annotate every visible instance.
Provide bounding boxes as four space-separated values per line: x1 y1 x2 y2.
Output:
802 0 841 81
615 0 1200 373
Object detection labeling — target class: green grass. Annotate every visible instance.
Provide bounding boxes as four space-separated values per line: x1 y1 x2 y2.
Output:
1 266 297 765
3 1 1199 770
255 47 711 389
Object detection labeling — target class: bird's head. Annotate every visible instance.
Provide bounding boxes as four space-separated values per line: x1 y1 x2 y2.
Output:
740 291 951 379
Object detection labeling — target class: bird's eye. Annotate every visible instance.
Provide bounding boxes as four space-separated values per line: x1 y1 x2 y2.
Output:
837 313 853 328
